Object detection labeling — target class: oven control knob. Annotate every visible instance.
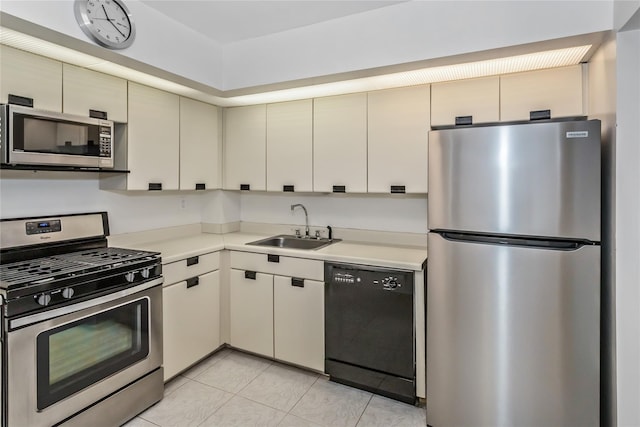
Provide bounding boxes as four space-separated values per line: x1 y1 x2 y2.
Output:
61 288 75 299
35 293 52 306
125 271 136 283
141 268 151 279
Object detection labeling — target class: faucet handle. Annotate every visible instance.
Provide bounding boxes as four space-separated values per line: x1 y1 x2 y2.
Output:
315 230 321 239
295 229 301 237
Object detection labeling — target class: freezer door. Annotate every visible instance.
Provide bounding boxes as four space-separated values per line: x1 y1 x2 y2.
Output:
428 120 601 241
426 232 600 427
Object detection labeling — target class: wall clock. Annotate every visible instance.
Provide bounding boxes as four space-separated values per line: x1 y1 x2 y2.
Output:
74 0 136 49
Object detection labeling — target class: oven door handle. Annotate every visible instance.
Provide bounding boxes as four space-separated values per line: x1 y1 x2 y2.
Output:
9 278 164 330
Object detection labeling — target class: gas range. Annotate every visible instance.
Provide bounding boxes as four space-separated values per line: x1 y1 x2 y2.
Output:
1 246 161 318
0 212 164 427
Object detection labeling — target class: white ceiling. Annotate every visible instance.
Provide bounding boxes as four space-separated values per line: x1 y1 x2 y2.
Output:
140 0 405 44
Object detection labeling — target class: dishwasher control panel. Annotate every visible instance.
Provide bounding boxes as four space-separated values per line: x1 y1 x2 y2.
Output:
325 262 414 294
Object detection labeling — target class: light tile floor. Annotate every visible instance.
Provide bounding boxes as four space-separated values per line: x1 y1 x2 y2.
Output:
123 348 426 427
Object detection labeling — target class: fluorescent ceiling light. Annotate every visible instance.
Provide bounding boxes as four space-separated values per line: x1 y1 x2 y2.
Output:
224 45 591 106
1 26 590 107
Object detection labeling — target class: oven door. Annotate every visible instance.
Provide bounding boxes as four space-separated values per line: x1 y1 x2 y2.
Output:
6 280 162 427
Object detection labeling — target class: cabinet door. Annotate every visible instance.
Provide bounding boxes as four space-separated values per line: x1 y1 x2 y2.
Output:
266 100 313 192
274 276 324 371
180 97 220 190
313 93 368 193
431 76 499 126
127 82 180 190
500 65 584 122
163 270 221 381
223 105 267 191
368 85 430 194
62 64 128 122
0 45 62 112
229 269 274 357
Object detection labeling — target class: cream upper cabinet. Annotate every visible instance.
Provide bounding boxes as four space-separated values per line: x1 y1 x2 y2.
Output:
0 45 62 112
229 269 274 357
180 97 220 190
163 270 220 380
62 64 128 122
368 85 430 194
274 276 324 371
431 76 500 126
126 82 180 190
500 65 585 122
266 100 313 192
223 105 267 191
313 93 368 193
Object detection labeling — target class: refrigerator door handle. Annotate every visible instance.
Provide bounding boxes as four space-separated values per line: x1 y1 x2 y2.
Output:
438 231 592 250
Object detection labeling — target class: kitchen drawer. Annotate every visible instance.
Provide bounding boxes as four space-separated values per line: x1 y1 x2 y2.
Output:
163 251 220 286
230 251 323 281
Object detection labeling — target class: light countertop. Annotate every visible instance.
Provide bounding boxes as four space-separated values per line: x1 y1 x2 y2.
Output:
111 231 427 271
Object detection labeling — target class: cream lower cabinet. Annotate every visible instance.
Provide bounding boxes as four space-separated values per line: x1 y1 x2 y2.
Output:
229 269 274 357
162 251 221 381
163 271 221 380
229 251 324 370
274 276 324 371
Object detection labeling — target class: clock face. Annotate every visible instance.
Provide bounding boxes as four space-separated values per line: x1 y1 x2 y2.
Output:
74 0 136 49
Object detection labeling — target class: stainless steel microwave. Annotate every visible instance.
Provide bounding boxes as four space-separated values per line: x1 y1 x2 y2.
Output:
0 104 114 168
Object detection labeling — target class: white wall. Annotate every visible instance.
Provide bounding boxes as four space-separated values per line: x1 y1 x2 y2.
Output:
0 174 209 234
0 0 224 88
239 192 428 234
222 0 614 90
1 1 614 91
615 26 640 427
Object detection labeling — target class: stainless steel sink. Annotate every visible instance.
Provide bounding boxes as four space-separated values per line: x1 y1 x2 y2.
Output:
247 234 340 250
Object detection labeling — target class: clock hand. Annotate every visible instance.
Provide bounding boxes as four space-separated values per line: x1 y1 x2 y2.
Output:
101 4 127 37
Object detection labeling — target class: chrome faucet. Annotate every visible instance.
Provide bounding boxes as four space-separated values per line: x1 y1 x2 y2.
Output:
290 204 309 237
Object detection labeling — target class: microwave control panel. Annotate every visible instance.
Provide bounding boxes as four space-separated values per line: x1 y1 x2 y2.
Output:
99 125 112 158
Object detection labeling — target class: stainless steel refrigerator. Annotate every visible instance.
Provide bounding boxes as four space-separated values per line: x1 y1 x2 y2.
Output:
427 120 601 427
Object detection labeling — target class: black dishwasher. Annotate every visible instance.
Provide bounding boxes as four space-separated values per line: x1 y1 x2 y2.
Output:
324 262 415 404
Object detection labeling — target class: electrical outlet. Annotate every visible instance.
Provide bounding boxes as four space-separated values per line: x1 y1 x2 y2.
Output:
180 197 186 209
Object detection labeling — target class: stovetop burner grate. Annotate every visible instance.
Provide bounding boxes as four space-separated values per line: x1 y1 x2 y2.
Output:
0 247 159 289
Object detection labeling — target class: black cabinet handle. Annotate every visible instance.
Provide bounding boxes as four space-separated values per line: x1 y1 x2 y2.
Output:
245 271 257 280
455 115 473 126
283 185 295 192
240 184 250 191
8 94 33 107
186 256 199 266
390 185 406 194
332 185 346 193
291 277 305 288
268 254 280 263
148 183 162 191
530 110 551 121
89 109 108 119
186 277 199 288
195 183 206 190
